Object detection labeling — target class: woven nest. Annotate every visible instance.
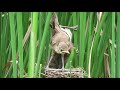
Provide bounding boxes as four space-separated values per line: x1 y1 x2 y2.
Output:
44 68 87 78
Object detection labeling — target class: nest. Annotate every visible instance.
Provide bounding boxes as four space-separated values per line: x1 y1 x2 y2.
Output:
44 68 87 78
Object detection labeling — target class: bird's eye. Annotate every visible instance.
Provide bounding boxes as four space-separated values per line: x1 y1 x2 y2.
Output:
52 41 56 45
60 48 64 52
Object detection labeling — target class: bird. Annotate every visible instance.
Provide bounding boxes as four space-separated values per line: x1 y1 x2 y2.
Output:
45 12 73 71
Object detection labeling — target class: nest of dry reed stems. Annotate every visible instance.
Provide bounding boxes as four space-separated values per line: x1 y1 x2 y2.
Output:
44 68 87 78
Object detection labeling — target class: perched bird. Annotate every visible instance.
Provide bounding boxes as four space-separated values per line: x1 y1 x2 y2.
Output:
51 32 73 54
46 12 73 71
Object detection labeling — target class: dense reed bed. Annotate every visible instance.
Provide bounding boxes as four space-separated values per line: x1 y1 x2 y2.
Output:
0 12 119 78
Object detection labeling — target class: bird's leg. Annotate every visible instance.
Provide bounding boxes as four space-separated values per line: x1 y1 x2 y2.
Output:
45 55 53 71
61 54 64 72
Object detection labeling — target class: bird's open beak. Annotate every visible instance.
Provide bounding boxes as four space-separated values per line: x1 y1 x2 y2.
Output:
62 50 70 54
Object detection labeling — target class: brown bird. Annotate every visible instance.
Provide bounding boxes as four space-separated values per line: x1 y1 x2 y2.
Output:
46 12 73 71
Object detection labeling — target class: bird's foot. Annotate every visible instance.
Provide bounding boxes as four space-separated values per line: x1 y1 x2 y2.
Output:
45 66 49 74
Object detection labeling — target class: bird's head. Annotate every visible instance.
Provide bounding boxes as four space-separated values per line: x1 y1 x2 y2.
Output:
58 42 70 54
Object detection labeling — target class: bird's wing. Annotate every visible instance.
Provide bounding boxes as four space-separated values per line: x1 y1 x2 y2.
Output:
60 27 72 41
